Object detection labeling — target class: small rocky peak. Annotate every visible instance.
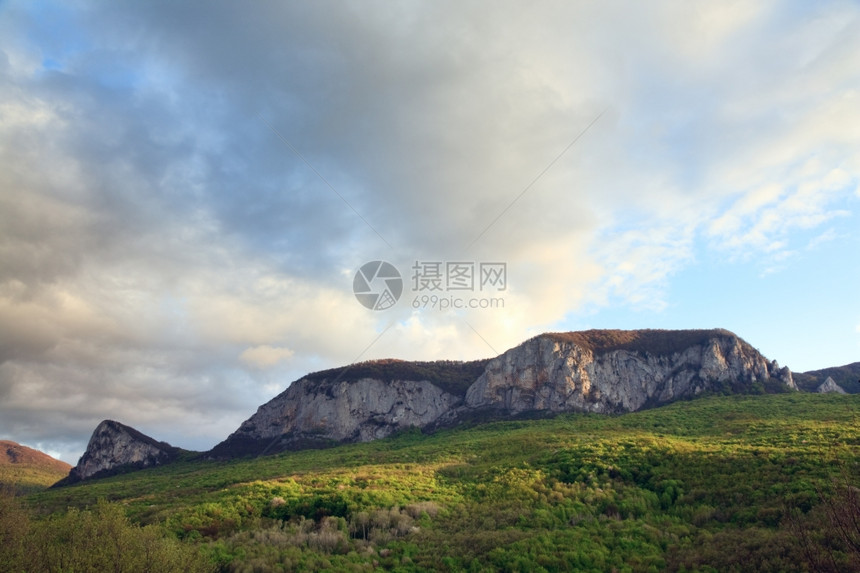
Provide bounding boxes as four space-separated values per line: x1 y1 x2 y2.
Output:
769 360 796 390
55 420 179 486
816 376 847 394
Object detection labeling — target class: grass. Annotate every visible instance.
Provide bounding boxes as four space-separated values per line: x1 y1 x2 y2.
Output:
0 464 70 496
20 392 860 571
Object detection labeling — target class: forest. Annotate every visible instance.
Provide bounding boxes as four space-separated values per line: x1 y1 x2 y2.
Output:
3 392 860 572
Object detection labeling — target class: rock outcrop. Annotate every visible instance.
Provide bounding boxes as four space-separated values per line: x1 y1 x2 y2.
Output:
210 374 465 457
465 329 796 414
55 420 180 485
211 329 797 457
816 376 847 394
793 362 860 394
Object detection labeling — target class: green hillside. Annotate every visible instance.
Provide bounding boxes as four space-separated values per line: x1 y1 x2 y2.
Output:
10 393 860 572
0 440 71 495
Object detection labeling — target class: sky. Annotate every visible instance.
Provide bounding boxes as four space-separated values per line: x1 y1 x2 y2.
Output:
1 1 859 464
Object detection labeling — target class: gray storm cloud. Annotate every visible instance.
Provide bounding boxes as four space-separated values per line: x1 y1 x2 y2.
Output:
1 0 858 462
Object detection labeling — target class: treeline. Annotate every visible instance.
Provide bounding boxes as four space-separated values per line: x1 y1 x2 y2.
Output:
0 492 213 573
304 358 491 397
207 503 441 572
544 328 763 358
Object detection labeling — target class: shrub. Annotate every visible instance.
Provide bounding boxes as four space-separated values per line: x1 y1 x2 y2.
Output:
0 492 213 573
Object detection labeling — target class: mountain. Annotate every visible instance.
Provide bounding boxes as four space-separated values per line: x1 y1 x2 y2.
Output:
0 440 72 494
207 359 489 458
794 362 860 394
57 329 802 476
815 376 847 394
53 420 183 486
210 328 796 458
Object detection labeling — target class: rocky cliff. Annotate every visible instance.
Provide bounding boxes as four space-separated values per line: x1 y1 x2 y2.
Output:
54 420 180 485
465 329 795 414
815 376 847 394
210 329 797 457
208 360 486 457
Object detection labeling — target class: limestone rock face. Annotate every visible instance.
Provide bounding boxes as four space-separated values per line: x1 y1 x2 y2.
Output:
211 378 461 457
816 376 847 394
59 420 178 484
464 330 796 414
212 329 797 458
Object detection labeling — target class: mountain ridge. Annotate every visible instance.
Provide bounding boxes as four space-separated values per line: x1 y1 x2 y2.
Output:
209 328 795 458
58 328 819 483
793 362 860 393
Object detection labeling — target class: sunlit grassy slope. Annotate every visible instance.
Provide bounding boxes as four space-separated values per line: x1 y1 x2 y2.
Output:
0 441 71 495
28 393 860 572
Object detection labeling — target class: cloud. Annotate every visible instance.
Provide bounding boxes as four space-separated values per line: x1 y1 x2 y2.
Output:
240 346 294 369
1 0 859 461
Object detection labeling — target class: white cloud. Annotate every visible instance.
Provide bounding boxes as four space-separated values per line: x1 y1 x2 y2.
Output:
2 0 860 459
240 345 295 369
588 221 696 312
705 128 859 259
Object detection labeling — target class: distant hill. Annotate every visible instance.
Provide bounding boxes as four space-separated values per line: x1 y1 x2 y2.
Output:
0 440 71 494
794 362 860 394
